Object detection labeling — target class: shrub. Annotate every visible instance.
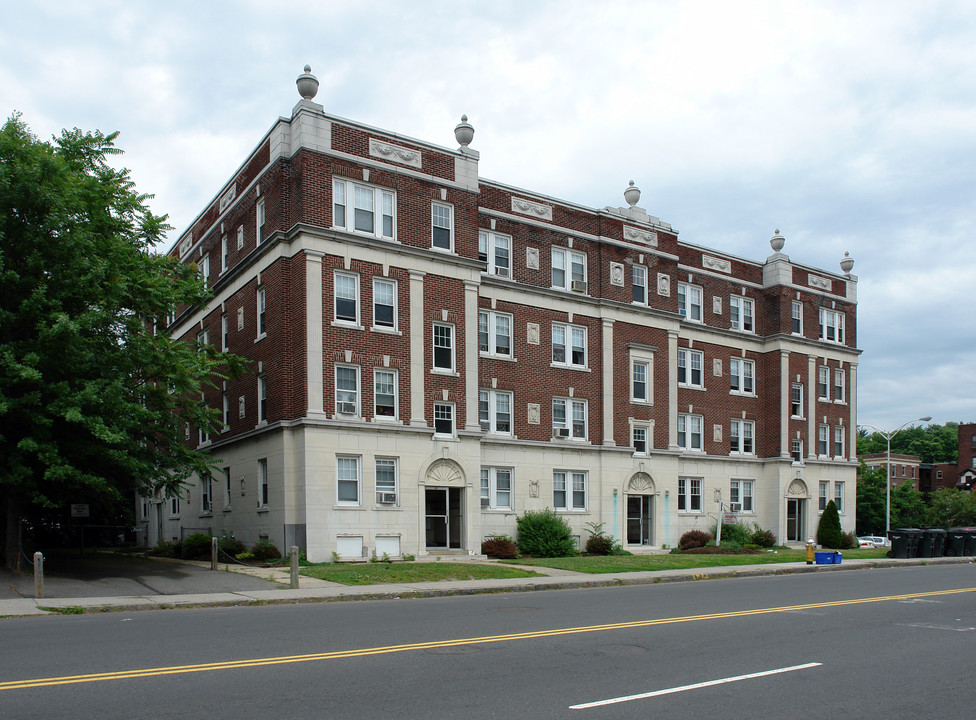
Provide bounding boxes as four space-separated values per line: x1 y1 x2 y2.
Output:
516 508 577 558
149 540 180 558
817 500 844 549
235 551 255 562
840 531 858 550
750 528 777 548
716 522 752 546
584 521 619 555
218 535 246 558
181 533 214 560
251 539 281 561
482 535 519 559
679 529 713 551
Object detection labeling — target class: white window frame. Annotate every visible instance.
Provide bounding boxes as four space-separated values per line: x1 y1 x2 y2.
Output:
375 457 398 505
819 480 829 512
333 178 395 240
433 402 455 437
818 424 829 457
819 308 845 344
372 278 397 331
481 467 513 510
256 198 266 244
792 300 803 335
200 474 213 514
730 479 755 513
632 265 647 304
552 323 587 369
790 383 804 418
335 364 360 417
730 357 755 395
169 495 181 518
552 397 588 440
220 234 228 274
791 438 803 463
677 413 703 451
818 366 830 400
479 310 512 357
631 359 650 403
222 467 232 510
199 254 210 288
553 470 587 511
833 369 845 403
552 247 587 291
373 368 398 420
479 389 512 434
677 476 703 513
479 230 511 278
256 286 267 338
432 202 454 251
334 271 360 325
677 282 703 322
632 424 650 455
257 458 269 509
834 425 845 459
432 322 455 372
678 348 703 388
221 313 228 352
336 455 361 506
730 296 754 332
730 419 755 455
834 481 845 513
222 391 229 430
257 373 267 424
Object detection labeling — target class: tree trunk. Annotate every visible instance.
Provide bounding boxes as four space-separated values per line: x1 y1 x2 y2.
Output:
4 493 21 572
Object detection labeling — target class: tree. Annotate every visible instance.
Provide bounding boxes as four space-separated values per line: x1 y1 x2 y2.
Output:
925 488 976 529
817 500 843 549
890 480 926 528
856 462 887 535
0 115 244 570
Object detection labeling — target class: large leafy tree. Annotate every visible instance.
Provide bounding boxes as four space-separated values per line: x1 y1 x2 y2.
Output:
856 461 887 535
0 115 243 569
856 422 959 464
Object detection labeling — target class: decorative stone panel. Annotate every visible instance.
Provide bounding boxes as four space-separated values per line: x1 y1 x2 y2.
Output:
703 254 731 274
369 138 422 168
624 226 658 247
511 197 552 221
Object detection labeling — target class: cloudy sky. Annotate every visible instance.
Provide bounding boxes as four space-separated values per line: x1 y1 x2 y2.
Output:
3 1 974 432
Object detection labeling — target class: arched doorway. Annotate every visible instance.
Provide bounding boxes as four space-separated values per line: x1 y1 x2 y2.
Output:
424 459 465 550
786 479 808 543
626 472 656 547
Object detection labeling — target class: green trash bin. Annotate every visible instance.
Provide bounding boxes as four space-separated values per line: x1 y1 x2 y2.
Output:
945 528 967 556
962 528 976 557
916 530 935 558
928 528 947 557
888 529 915 558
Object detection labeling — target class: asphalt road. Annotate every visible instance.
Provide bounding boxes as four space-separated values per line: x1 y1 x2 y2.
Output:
1 564 974 719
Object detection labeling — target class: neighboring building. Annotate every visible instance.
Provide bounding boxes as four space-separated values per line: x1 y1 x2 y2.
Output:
139 67 860 560
957 423 976 486
860 453 921 491
919 462 960 495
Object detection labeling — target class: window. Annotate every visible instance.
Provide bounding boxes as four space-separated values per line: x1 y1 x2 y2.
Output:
791 383 804 418
818 367 829 399
197 328 209 350
374 369 397 419
833 369 845 402
375 458 398 503
433 403 455 436
199 254 210 288
819 308 845 344
553 397 587 440
169 495 181 517
834 482 845 512
201 474 212 514
432 323 455 372
221 313 229 352
479 230 511 277
632 266 647 304
257 373 267 423
552 323 587 368
256 287 267 337
678 348 703 388
336 456 360 505
221 235 228 273
479 389 512 433
818 424 829 456
479 310 512 357
678 477 702 512
792 301 803 335
481 467 512 510
553 471 587 510
372 278 397 330
223 467 231 509
334 272 359 324
257 458 269 509
632 360 649 403
730 296 754 332
256 198 266 244
678 414 703 451
729 358 755 394
335 364 360 416
632 425 649 454
819 481 828 511
552 247 586 291
730 419 755 454
834 426 845 458
730 479 755 513
432 202 453 250
222 391 229 429
791 438 803 462
333 178 395 240
677 283 703 322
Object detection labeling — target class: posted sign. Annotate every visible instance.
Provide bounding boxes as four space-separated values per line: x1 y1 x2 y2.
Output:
70 504 90 518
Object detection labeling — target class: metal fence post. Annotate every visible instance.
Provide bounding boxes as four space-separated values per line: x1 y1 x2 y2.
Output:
290 545 299 589
33 552 44 599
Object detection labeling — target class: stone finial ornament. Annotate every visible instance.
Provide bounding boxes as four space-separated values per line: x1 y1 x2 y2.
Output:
840 251 855 276
455 115 474 147
770 229 786 253
624 180 641 207
296 65 319 101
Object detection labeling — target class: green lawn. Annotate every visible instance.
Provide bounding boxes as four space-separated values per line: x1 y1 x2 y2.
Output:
300 561 544 586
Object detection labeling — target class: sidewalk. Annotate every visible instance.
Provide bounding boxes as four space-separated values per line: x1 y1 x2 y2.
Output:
2 554 971 618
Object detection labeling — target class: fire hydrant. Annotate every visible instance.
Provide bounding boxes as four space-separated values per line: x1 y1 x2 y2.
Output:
805 538 815 565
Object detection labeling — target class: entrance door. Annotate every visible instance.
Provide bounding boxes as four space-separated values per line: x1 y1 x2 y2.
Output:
786 498 805 542
626 495 652 546
426 487 463 549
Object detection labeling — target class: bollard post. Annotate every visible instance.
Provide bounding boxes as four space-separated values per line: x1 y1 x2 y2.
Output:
290 545 299 589
211 536 218 571
34 552 44 599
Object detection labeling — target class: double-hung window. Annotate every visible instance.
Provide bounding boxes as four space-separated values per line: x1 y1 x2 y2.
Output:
336 456 360 506
818 424 829 456
730 419 755 454
819 308 845 344
792 301 803 335
552 323 587 368
730 358 755 394
552 247 586 291
833 369 845 402
552 397 587 440
372 278 397 330
375 458 398 504
834 426 845 458
677 283 702 322
334 272 359 324
730 296 754 332
791 383 804 418
791 438 804 463
480 467 512 510
818 367 830 400
256 287 266 336
819 481 829 511
432 323 455 372
221 313 229 352
373 369 397 419
199 254 210 288
834 481 845 512
432 202 453 250
479 230 511 278
479 389 512 434
335 364 360 416
257 373 267 423
632 360 650 403
201 474 212 514
223 467 232 509
632 425 649 454
678 348 703 388
678 477 702 512
256 198 266 244
632 266 647 304
221 235 228 273
433 403 455 436
553 471 586 511
333 178 395 240
677 414 703 451
730 479 754 513
479 310 512 357
257 458 269 509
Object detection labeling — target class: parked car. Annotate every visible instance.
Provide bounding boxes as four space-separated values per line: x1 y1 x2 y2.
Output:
858 535 889 548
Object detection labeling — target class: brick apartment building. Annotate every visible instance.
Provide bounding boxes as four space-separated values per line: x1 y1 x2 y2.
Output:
861 453 921 491
140 68 860 560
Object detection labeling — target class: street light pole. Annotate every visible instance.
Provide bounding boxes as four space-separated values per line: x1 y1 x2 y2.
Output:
860 416 931 538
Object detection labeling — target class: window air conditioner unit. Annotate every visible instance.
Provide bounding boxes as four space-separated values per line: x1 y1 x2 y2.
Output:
571 280 587 293
338 402 356 415
729 502 742 513
377 492 397 504
480 497 490 508
480 421 491 432
556 427 570 438
496 267 510 278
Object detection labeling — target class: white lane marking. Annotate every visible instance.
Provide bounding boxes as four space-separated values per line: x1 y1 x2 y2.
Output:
899 599 942 604
898 623 975 632
569 662 823 710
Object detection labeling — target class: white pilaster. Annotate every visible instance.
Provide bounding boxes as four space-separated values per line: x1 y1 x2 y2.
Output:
668 330 679 450
409 269 427 427
807 355 817 458
780 350 790 457
602 318 615 446
849 363 858 457
464 280 481 430
305 251 325 417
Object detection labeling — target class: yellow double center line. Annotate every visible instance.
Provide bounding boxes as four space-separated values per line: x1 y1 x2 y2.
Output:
3 586 973 692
